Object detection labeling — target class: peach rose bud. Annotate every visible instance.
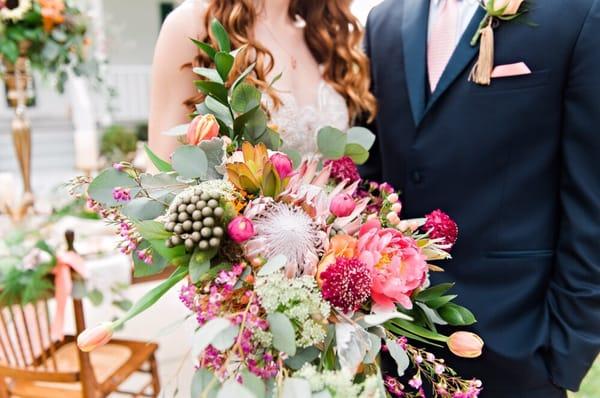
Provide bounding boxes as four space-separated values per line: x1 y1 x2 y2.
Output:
448 332 484 358
187 114 220 145
77 323 114 352
489 0 525 15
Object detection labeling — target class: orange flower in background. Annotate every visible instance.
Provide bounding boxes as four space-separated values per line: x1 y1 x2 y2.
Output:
329 234 357 259
39 0 65 32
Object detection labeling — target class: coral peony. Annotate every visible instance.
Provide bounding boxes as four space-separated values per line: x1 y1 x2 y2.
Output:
330 193 356 218
320 257 372 313
270 153 293 179
448 332 484 358
324 156 361 183
77 323 114 352
423 209 459 248
357 219 427 310
227 216 255 244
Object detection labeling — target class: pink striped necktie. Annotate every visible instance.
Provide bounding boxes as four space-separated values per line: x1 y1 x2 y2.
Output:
428 0 459 92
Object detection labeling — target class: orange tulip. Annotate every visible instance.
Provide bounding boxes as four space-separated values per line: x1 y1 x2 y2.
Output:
448 332 484 358
187 114 220 145
77 323 114 352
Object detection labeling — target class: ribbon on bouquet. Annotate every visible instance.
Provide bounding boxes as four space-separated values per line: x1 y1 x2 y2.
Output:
51 251 88 341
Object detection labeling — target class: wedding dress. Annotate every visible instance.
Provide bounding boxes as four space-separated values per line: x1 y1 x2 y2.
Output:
265 80 349 157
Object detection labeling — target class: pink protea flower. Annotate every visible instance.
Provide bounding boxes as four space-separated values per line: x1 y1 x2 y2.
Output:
423 209 459 248
320 257 372 313
324 156 361 183
357 219 428 310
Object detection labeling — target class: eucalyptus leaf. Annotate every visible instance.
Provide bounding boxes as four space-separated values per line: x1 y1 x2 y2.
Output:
193 318 234 357
241 369 266 398
212 324 239 352
122 198 166 221
344 143 369 165
140 172 184 201
267 312 297 356
172 146 209 179
133 240 169 277
282 148 302 169
88 168 140 207
364 333 382 364
285 346 320 370
317 127 346 160
346 126 376 150
257 254 287 276
87 288 104 306
386 339 410 377
198 138 226 180
217 380 254 398
191 368 220 398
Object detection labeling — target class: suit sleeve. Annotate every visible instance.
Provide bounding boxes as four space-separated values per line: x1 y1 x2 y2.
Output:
359 9 383 182
547 0 600 391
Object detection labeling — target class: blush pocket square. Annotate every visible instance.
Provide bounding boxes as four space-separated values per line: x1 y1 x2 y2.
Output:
491 62 532 78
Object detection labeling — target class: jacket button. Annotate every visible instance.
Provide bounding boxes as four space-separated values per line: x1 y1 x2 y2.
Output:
411 170 423 184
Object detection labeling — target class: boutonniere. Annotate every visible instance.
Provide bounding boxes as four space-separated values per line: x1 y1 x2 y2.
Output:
469 0 529 85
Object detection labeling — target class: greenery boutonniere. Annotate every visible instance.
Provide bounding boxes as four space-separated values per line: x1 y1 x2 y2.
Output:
469 0 529 85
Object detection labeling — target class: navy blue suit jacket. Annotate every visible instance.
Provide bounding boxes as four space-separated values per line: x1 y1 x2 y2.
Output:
363 0 600 396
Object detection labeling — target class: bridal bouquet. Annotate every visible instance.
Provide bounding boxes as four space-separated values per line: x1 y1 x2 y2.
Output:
72 20 483 398
0 0 90 90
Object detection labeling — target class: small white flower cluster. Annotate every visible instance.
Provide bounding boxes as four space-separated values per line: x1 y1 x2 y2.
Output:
255 272 330 348
252 328 273 348
0 0 33 22
296 364 382 398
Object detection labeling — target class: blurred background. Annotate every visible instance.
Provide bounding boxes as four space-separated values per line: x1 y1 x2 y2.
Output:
0 0 596 396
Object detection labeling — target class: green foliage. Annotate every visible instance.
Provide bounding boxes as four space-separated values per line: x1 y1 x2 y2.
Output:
100 125 139 162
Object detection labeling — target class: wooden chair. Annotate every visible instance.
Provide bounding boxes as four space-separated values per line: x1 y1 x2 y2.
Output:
0 231 161 398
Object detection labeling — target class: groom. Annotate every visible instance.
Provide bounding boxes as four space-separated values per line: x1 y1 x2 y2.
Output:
362 0 600 397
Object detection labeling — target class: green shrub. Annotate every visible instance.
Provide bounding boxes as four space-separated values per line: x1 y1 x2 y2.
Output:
100 125 138 162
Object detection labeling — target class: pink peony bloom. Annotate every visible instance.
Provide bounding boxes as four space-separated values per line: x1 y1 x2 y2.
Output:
269 153 293 179
227 216 255 244
357 219 428 310
423 209 459 248
329 193 356 218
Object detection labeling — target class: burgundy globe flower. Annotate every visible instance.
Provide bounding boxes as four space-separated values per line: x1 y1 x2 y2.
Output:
423 209 459 248
324 156 361 183
320 257 372 313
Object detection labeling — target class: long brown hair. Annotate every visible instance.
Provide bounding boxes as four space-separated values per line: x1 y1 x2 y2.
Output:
184 0 377 123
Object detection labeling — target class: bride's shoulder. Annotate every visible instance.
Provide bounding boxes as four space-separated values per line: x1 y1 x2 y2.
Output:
160 0 207 40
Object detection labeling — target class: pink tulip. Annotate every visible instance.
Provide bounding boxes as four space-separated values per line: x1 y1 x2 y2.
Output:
330 194 356 218
227 216 255 244
270 153 294 179
187 114 220 145
77 323 114 352
448 332 484 358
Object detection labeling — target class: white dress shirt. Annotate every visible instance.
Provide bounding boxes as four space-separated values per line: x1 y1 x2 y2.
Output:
428 0 481 47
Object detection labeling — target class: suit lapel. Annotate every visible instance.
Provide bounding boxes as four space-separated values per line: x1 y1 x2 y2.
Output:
424 6 487 115
401 0 430 127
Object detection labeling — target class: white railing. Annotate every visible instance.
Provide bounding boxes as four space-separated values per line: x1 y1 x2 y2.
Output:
106 65 152 123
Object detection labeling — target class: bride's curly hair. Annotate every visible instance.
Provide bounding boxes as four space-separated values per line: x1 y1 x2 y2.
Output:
184 0 377 123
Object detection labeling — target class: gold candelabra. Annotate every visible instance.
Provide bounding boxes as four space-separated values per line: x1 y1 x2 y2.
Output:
2 44 35 222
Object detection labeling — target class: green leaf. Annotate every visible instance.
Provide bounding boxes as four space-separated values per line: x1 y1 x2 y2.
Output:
389 319 449 342
198 138 226 180
193 67 223 83
212 324 239 352
231 83 261 114
233 106 261 137
364 333 382 364
144 144 173 172
268 312 297 356
140 172 184 202
87 289 104 306
132 240 169 277
232 63 256 91
438 303 477 326
386 339 410 377
191 369 220 398
423 295 457 309
344 143 369 165
114 266 188 328
112 299 133 312
122 198 166 221
416 302 448 326
256 128 282 151
205 96 234 127
215 52 235 82
196 80 229 105
416 283 455 301
317 127 347 160
88 168 140 207
191 38 216 60
172 145 209 179
346 126 376 150
193 318 234 356
136 221 171 241
149 239 188 264
189 250 211 284
282 148 302 169
241 369 266 398
242 108 268 142
211 19 231 52
284 346 320 370
257 254 287 277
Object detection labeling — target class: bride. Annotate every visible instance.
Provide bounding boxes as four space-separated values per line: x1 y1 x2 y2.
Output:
148 0 376 159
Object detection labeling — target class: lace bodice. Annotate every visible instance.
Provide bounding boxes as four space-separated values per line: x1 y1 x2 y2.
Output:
265 80 349 157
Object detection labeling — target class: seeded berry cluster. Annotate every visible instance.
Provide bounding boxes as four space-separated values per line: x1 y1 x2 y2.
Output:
164 189 225 253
